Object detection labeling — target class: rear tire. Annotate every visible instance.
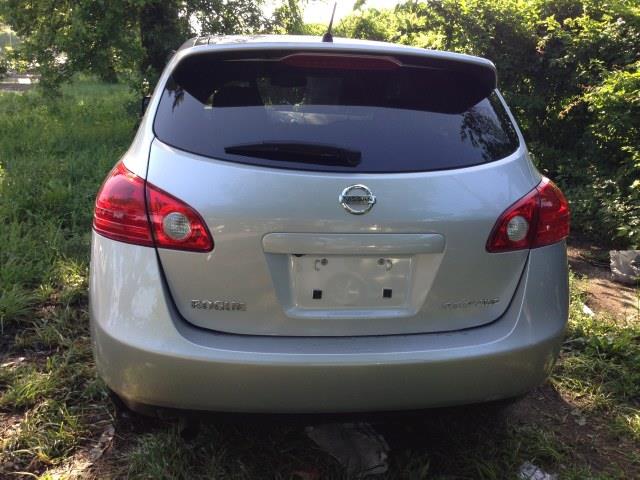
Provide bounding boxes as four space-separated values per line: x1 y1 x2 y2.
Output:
106 387 190 421
106 387 139 418
106 387 164 419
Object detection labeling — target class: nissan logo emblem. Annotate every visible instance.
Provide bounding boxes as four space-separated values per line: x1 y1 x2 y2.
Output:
339 184 376 215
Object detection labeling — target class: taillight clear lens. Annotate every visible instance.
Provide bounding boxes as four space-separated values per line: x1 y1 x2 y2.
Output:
506 215 530 242
93 162 213 252
93 162 154 246
162 212 192 241
486 177 569 252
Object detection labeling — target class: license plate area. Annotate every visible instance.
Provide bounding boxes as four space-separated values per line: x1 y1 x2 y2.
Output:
290 254 413 310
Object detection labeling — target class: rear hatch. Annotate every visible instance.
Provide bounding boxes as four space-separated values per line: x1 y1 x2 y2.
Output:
146 45 537 336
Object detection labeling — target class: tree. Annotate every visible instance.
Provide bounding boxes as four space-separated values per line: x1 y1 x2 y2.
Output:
1 1 137 89
269 0 305 35
267 0 327 36
138 1 189 90
0 0 266 92
0 21 11 78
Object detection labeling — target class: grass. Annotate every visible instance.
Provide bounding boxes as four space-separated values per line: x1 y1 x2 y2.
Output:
0 80 135 476
0 80 638 479
552 276 640 445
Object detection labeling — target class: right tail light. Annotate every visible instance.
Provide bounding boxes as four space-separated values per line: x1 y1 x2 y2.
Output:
486 177 570 252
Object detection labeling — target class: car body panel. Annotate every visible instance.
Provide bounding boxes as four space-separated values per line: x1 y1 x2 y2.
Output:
90 232 568 412
147 138 538 335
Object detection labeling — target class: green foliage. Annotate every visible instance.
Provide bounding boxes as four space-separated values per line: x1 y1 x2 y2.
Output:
301 22 327 36
0 24 15 77
0 0 267 92
580 64 640 246
0 81 136 331
584 65 640 175
1 1 139 89
0 80 133 474
336 7 401 41
268 0 305 35
0 285 36 333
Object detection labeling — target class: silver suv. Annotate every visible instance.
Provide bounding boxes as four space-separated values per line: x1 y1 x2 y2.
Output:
89 35 570 413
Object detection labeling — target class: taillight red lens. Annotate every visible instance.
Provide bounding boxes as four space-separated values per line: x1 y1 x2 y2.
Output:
93 162 154 246
93 162 213 252
532 178 570 247
486 177 570 252
281 53 401 70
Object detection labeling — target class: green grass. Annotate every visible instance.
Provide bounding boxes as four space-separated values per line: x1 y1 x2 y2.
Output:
0 80 135 476
552 275 640 444
0 81 638 479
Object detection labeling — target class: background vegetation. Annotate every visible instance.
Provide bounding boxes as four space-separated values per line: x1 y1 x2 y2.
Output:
0 78 636 480
2 0 637 247
0 1 638 477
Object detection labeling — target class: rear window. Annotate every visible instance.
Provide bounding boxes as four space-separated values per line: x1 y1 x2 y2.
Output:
153 51 519 173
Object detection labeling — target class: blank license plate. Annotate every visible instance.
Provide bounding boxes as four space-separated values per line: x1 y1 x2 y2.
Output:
289 255 412 309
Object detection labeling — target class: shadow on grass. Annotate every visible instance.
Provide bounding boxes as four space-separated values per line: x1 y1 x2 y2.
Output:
110 397 567 479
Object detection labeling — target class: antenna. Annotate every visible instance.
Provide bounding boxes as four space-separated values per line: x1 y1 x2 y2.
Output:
322 2 337 43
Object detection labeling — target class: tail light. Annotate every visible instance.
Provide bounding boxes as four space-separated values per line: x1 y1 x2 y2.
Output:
281 53 401 70
93 162 213 252
486 177 569 252
93 163 154 246
146 180 213 251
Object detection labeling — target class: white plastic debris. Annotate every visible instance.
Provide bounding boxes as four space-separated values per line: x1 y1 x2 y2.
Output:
519 461 557 480
88 424 115 462
306 423 389 477
581 303 595 317
610 250 640 285
570 408 587 426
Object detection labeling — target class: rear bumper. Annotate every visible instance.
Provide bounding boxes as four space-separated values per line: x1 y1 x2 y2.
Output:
89 233 568 413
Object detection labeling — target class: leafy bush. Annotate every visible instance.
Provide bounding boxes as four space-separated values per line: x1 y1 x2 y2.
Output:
581 64 640 246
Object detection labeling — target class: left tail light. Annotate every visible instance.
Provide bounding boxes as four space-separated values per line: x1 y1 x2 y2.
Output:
93 162 213 252
486 177 569 252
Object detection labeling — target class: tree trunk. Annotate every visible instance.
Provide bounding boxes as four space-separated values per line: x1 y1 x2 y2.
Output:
139 1 185 89
99 60 119 84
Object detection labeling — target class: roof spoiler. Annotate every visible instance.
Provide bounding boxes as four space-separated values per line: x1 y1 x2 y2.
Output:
172 41 498 102
394 51 497 94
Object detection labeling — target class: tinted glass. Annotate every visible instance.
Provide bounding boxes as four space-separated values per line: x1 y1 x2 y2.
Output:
154 52 519 173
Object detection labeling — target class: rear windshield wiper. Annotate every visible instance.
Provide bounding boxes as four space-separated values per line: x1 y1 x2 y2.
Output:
224 142 361 167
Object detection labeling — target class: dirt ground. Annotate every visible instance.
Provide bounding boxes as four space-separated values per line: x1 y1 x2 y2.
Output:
511 244 639 477
567 244 639 319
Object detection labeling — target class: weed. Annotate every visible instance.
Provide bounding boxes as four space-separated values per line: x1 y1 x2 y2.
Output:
554 275 640 411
